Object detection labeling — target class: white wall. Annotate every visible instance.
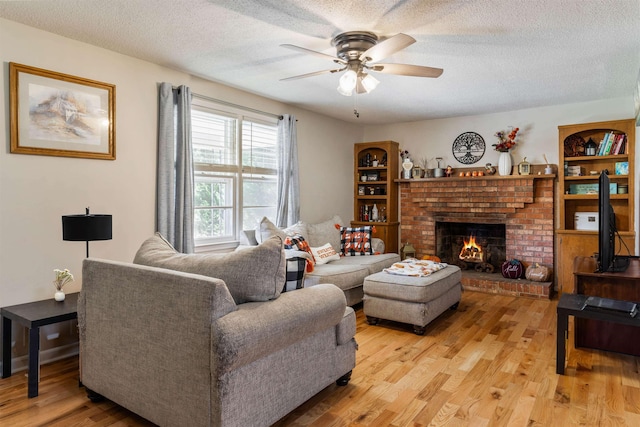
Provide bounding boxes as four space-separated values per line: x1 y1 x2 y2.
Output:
363 98 636 170
0 18 362 366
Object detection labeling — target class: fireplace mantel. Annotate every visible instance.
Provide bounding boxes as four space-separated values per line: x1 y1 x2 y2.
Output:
397 175 555 218
396 174 556 183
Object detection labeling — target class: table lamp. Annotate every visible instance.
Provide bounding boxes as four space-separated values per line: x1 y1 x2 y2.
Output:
62 207 112 257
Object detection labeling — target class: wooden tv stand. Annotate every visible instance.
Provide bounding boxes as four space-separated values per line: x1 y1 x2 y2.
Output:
573 256 640 356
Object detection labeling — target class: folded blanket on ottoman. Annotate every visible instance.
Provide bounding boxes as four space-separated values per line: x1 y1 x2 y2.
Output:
383 258 448 277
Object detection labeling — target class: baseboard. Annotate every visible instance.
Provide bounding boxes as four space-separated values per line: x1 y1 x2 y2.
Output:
1 342 79 375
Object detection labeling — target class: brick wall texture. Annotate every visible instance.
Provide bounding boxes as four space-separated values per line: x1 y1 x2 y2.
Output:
400 177 555 269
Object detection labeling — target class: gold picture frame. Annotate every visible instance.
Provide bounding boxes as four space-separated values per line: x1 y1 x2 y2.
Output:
10 62 115 160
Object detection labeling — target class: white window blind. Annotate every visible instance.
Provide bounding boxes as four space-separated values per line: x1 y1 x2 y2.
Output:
191 99 278 246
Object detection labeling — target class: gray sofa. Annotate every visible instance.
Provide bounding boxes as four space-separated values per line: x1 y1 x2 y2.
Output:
78 234 357 427
241 216 401 306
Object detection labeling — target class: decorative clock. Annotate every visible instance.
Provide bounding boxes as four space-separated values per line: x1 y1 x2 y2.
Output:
452 132 485 165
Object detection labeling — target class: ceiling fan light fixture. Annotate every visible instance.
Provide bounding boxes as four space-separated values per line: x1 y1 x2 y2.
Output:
360 73 380 93
337 85 353 96
338 69 357 95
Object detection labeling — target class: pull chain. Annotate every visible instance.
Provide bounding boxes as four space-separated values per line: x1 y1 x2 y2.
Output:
353 90 360 118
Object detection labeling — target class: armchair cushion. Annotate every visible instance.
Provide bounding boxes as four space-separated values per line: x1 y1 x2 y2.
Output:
133 233 286 304
212 283 348 374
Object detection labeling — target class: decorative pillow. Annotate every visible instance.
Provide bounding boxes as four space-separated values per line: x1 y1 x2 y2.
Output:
310 243 341 265
306 215 344 250
283 234 315 272
340 226 374 256
133 232 286 304
284 257 306 292
239 229 258 246
254 217 307 244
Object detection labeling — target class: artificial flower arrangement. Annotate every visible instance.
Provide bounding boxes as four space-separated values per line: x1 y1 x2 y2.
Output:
399 149 411 161
53 268 74 291
493 127 520 152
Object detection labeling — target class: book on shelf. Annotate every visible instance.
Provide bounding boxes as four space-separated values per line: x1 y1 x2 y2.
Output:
603 133 615 155
612 134 625 154
618 138 627 155
596 132 626 156
597 133 609 155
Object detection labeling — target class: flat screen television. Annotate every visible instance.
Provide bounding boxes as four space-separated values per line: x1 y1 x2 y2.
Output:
597 170 629 272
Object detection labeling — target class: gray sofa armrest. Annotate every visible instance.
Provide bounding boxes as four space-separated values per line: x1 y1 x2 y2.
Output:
213 283 347 374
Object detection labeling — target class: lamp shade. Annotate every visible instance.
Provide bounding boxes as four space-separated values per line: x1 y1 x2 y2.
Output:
338 69 357 95
62 208 112 258
62 214 112 241
360 73 380 93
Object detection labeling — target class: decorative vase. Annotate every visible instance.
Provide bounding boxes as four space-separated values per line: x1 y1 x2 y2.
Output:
498 151 512 176
402 159 413 179
54 290 65 302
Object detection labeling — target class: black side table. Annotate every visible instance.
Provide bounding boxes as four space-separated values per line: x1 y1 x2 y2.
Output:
2 292 79 397
556 293 640 375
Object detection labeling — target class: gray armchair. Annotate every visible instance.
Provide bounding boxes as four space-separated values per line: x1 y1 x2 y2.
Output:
78 235 356 427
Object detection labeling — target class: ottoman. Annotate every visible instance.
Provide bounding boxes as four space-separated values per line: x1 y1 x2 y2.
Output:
363 265 462 335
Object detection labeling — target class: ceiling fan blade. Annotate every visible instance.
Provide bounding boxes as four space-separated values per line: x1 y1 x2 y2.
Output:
359 33 415 63
370 63 443 78
280 68 344 81
280 44 345 63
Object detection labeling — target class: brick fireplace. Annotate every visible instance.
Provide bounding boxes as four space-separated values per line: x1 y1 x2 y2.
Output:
399 175 554 298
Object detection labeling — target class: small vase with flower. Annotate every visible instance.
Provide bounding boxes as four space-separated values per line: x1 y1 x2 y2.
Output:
53 268 74 301
493 127 520 176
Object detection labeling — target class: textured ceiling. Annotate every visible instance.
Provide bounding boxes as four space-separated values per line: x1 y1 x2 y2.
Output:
1 0 639 124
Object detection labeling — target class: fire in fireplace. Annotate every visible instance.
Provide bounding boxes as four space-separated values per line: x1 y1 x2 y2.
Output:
436 221 506 272
459 235 484 263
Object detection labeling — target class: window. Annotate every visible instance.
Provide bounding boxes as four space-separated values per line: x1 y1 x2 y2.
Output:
191 98 278 246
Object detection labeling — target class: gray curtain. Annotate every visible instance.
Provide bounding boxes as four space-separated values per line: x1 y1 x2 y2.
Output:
275 114 300 228
157 83 194 253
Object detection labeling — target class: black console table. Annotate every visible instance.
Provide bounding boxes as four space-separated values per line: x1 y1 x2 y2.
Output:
2 293 78 397
556 292 640 375
573 256 640 355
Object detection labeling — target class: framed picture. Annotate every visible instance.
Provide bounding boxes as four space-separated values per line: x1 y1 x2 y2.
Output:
10 62 115 160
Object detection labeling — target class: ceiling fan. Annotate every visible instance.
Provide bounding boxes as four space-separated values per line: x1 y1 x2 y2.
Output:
281 31 443 96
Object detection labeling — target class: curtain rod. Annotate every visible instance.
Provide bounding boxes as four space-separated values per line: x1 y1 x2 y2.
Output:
190 92 283 120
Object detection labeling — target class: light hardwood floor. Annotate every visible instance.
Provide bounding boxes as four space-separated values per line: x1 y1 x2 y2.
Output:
2 291 640 426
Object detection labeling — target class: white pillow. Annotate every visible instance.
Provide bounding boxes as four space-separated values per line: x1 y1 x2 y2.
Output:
310 243 341 265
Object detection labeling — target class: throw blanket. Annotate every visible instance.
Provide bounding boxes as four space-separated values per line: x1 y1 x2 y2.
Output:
383 258 448 277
